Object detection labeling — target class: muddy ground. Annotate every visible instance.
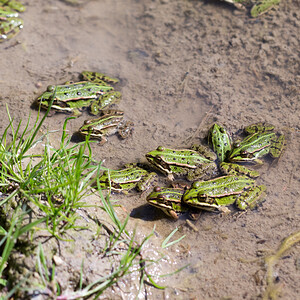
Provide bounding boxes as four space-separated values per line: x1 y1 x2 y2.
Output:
0 0 299 299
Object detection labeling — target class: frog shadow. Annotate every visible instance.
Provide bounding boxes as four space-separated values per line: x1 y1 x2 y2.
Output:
130 204 175 222
71 131 84 143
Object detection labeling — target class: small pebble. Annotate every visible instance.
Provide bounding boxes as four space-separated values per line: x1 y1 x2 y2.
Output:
53 255 64 266
35 82 43 88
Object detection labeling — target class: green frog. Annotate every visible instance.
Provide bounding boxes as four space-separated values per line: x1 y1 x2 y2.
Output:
229 124 285 163
79 110 133 145
244 123 286 159
182 175 264 212
98 164 157 193
145 145 218 181
0 5 23 42
146 186 188 219
207 123 232 162
36 81 120 117
147 176 265 218
36 71 121 116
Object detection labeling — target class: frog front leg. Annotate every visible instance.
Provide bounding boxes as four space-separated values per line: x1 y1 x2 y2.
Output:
72 108 82 117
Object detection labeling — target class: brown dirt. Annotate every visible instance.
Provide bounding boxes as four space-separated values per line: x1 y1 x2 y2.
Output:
1 0 299 299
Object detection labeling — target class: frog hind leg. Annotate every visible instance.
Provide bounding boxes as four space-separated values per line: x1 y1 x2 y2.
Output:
220 162 260 178
118 121 134 139
269 134 286 158
236 185 266 210
136 172 157 192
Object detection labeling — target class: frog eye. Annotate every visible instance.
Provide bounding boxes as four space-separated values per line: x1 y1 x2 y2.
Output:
84 120 91 125
154 186 161 192
158 195 165 201
47 85 55 92
157 146 164 151
192 181 200 188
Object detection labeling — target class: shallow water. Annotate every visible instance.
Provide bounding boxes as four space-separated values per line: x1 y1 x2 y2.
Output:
1 0 299 299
